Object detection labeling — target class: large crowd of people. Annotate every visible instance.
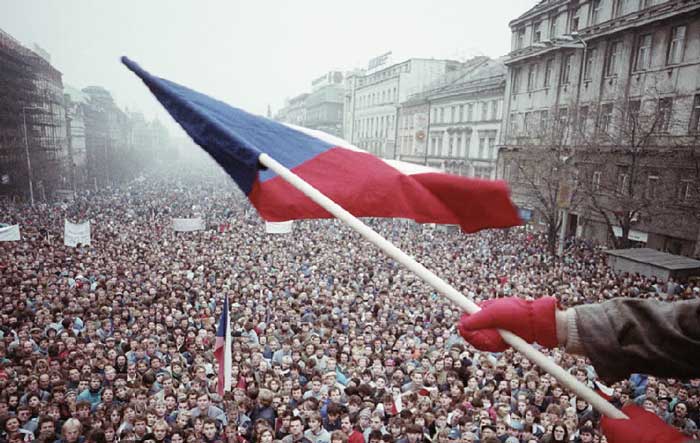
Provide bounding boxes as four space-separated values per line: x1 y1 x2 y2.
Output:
1 168 698 443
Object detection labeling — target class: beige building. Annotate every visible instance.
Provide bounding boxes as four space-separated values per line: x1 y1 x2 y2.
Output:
398 58 506 179
500 0 700 255
344 55 463 159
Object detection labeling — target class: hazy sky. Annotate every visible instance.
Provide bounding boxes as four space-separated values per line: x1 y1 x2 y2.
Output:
1 0 538 134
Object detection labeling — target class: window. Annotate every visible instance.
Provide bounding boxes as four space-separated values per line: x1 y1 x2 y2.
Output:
488 142 495 160
539 110 549 131
579 105 589 132
516 28 526 49
570 7 580 32
591 0 602 24
527 64 538 91
599 103 613 133
592 171 602 191
549 13 558 39
544 58 554 87
504 164 512 182
558 107 569 127
512 67 522 93
478 137 486 158
509 113 518 134
459 105 464 122
679 179 693 202
439 108 445 123
639 0 654 8
467 104 474 121
618 173 629 195
584 47 596 80
613 0 626 17
491 101 498 120
646 175 659 199
658 98 672 132
481 102 488 121
561 54 572 84
456 135 462 156
533 21 542 43
605 41 620 76
635 34 652 71
523 112 531 133
667 25 686 65
690 94 700 133
628 99 641 128
448 136 455 156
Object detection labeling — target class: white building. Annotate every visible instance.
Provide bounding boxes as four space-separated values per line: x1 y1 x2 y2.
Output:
398 58 506 179
344 55 463 159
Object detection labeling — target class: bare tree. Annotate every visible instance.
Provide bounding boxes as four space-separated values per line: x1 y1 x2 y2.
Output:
505 106 580 255
576 86 686 249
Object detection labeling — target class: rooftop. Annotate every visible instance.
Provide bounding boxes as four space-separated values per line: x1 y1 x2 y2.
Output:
605 248 700 271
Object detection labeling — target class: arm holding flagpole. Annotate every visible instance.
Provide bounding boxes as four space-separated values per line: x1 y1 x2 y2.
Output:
257 152 627 421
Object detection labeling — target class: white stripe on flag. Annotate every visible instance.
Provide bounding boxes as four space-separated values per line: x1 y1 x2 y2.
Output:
223 296 233 394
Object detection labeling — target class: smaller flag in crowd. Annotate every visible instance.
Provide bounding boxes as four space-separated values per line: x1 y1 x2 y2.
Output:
214 295 233 396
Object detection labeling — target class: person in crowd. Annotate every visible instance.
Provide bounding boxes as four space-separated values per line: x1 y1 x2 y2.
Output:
2 169 699 443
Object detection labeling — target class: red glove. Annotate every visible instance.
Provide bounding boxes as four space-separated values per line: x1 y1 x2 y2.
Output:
457 297 558 352
601 405 686 443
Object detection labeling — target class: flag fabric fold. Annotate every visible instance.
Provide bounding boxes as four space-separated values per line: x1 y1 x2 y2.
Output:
121 57 521 233
213 295 232 397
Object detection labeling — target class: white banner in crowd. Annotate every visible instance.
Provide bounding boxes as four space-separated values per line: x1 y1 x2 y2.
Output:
0 224 21 241
172 217 205 232
64 220 91 247
265 220 294 234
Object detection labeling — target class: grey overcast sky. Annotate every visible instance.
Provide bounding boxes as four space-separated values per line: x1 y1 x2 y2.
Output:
1 0 538 133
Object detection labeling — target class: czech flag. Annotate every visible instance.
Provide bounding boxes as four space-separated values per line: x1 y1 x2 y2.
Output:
122 57 521 232
213 295 232 397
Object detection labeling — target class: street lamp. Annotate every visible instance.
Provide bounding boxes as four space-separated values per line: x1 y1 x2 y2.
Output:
22 106 38 206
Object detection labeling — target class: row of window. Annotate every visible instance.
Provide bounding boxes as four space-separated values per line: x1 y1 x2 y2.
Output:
512 23 689 94
357 87 398 109
355 63 410 88
606 172 692 201
430 100 501 124
418 133 497 159
515 0 663 50
505 165 691 201
353 115 395 140
509 94 700 136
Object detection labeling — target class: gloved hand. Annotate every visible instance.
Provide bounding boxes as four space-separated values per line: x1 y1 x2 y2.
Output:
458 297 558 352
601 405 686 443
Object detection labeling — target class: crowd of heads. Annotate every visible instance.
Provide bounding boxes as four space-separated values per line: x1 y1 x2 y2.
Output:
1 169 699 443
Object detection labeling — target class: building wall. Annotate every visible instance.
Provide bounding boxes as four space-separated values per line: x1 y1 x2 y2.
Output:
500 0 700 255
397 59 506 179
0 28 68 200
346 58 462 159
306 73 345 137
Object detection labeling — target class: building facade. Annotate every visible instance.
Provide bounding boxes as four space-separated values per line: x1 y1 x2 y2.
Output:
275 93 309 127
344 57 463 159
0 28 68 201
305 71 344 137
63 86 88 191
398 58 506 179
82 86 131 188
500 0 700 255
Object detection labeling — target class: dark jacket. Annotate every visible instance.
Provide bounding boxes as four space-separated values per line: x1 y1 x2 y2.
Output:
570 298 700 381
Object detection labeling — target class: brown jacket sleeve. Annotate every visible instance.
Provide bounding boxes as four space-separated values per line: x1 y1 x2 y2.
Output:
571 298 700 381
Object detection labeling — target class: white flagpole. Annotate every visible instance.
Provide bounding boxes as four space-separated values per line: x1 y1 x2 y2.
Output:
223 294 233 394
258 152 627 420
